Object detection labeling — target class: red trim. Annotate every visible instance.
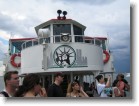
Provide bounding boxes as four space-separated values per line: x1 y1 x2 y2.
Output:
50 19 72 21
84 36 94 40
94 37 107 40
10 53 21 67
84 36 107 40
103 50 110 64
10 38 36 42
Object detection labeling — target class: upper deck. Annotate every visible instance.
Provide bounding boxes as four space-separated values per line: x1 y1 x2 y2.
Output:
9 36 108 55
8 10 108 55
4 10 114 75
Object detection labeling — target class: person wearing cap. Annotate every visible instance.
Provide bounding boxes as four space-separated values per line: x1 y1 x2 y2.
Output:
47 72 64 97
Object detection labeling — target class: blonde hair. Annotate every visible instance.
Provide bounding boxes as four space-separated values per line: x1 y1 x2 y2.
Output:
67 81 79 93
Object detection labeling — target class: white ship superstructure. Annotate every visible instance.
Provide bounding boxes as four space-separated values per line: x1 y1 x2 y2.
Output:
3 10 115 93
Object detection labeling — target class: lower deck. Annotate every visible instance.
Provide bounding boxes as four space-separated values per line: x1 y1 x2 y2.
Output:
19 71 114 97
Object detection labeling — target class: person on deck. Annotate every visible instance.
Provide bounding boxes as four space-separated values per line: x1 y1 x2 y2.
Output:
0 71 19 97
112 80 122 97
66 81 89 97
47 72 65 97
14 73 47 97
95 75 111 97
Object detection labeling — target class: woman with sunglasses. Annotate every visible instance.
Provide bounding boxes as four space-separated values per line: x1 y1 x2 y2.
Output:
14 73 47 97
66 81 89 97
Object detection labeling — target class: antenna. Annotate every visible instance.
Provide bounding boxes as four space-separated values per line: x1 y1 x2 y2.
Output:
10 32 14 39
107 32 110 53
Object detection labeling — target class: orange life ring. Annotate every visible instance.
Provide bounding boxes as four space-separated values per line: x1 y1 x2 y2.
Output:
10 53 21 67
103 50 110 64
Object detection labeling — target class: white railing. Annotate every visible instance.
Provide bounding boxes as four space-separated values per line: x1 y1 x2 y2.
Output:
21 35 102 50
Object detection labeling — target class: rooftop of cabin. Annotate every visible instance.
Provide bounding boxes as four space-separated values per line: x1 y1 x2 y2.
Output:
35 10 86 36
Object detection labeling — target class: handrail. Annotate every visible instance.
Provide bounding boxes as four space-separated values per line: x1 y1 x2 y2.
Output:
21 35 102 50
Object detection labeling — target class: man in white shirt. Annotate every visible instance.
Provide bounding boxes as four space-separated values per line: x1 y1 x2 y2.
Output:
95 75 111 97
0 71 19 97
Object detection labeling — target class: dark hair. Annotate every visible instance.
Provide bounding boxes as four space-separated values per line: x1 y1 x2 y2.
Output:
116 74 128 84
4 71 18 86
14 73 41 97
121 74 124 79
117 74 124 79
112 80 119 87
122 79 128 84
54 72 64 78
95 75 103 82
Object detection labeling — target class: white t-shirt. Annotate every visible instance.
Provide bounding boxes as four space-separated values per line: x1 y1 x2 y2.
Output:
97 83 108 97
0 89 11 97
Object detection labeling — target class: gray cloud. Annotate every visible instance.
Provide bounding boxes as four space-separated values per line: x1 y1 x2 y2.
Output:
0 53 4 60
54 0 116 5
0 12 40 38
109 28 130 63
108 26 130 49
0 0 130 73
0 54 5 61
0 42 7 60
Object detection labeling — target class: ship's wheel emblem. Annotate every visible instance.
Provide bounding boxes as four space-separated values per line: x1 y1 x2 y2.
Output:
54 45 76 67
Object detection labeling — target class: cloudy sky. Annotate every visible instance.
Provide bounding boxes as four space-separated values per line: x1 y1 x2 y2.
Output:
0 0 130 75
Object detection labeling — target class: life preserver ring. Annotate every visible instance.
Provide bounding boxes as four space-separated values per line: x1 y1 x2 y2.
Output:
103 50 110 64
10 53 21 67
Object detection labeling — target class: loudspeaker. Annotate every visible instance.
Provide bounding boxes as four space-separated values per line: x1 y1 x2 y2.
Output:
38 28 50 38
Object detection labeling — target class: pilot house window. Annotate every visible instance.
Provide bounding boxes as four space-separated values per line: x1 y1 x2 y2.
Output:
53 24 71 35
73 25 83 35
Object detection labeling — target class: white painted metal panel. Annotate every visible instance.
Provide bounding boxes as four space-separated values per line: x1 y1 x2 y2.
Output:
21 43 104 74
21 45 43 74
45 43 103 72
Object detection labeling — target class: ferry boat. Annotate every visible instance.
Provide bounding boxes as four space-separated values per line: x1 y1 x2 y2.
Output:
3 10 115 94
